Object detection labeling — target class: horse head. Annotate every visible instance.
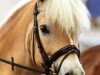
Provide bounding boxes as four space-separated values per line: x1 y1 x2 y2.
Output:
25 0 90 75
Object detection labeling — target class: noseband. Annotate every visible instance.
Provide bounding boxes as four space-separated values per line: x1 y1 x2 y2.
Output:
0 3 80 75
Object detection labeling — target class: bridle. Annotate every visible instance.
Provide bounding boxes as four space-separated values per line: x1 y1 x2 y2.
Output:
33 3 80 75
0 3 80 75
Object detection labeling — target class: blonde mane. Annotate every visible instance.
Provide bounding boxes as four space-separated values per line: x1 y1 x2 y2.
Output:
0 0 90 46
37 0 90 33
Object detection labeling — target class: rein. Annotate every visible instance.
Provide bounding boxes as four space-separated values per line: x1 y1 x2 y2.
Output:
0 3 80 75
0 57 45 74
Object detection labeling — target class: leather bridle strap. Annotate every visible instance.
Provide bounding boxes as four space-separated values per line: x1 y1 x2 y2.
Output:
54 47 80 74
0 57 45 74
49 45 80 66
48 45 80 74
33 3 50 75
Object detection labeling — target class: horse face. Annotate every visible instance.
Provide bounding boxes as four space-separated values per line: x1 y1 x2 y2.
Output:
33 12 85 75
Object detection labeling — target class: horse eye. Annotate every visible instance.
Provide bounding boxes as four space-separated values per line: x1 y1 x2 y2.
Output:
40 25 50 34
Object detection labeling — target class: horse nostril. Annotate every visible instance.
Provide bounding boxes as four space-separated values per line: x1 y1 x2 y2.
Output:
65 73 72 75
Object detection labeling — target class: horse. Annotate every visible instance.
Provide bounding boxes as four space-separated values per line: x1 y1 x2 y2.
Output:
81 45 100 75
0 0 90 75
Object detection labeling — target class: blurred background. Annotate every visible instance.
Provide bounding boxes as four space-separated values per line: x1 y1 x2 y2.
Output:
0 0 100 52
0 0 21 26
80 0 100 52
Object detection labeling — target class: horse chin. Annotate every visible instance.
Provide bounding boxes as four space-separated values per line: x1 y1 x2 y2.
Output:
55 53 85 75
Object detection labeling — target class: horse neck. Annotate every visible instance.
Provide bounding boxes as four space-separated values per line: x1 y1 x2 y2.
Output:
0 2 34 67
